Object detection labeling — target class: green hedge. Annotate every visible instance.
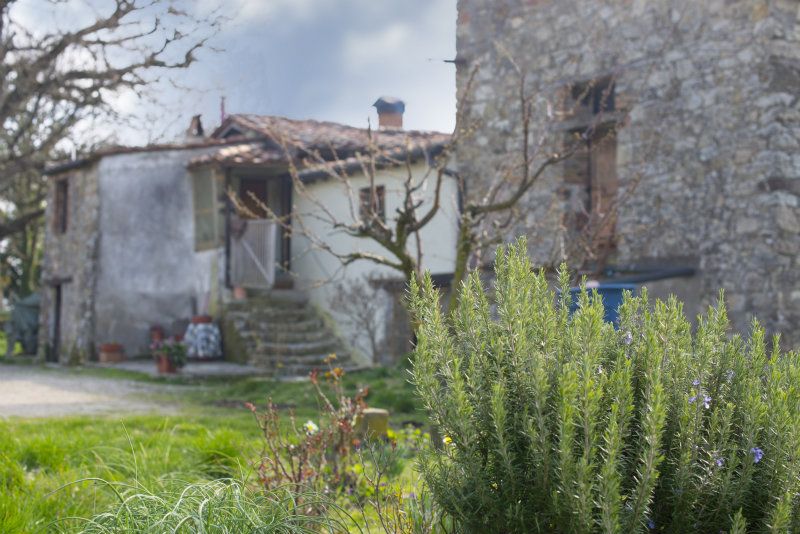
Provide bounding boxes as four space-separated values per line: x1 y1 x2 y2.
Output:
410 239 800 533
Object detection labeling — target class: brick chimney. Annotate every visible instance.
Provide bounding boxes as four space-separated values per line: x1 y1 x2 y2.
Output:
373 97 405 129
185 114 204 140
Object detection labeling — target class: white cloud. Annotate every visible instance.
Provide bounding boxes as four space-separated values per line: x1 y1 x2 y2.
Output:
343 23 412 69
195 0 326 26
325 0 457 133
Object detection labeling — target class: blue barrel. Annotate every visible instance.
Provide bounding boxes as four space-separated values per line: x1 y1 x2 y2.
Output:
568 283 637 326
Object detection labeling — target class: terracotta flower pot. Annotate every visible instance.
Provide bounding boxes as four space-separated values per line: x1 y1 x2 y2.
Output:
191 315 213 324
156 353 177 374
232 286 247 300
98 343 125 363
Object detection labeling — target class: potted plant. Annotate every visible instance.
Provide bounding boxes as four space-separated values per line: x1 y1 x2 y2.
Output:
151 337 187 374
149 325 165 344
98 342 125 363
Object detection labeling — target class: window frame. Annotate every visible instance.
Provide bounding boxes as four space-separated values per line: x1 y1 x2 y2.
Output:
53 178 69 234
359 184 386 223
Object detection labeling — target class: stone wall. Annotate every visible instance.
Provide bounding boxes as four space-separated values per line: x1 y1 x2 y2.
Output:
39 146 224 363
92 148 223 356
38 163 101 363
455 0 800 343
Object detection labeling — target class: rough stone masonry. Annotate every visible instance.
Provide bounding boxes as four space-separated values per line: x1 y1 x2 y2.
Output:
455 0 800 344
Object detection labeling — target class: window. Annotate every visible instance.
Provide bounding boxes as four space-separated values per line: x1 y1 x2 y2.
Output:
563 77 618 251
53 179 69 234
192 168 223 250
359 185 386 222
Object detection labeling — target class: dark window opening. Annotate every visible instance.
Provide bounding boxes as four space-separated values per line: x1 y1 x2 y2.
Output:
563 76 619 253
359 185 386 222
53 179 68 234
570 76 616 115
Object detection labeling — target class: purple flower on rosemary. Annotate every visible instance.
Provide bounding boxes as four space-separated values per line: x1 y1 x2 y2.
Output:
623 331 633 346
715 457 725 467
751 447 764 464
647 518 656 530
689 394 711 409
726 369 735 381
692 378 701 387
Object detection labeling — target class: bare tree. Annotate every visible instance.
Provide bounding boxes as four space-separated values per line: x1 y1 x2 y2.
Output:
0 0 222 240
231 63 629 311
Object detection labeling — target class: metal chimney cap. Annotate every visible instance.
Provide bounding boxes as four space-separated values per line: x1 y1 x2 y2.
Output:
373 97 405 115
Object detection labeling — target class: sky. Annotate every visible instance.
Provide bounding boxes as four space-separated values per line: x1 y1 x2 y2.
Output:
109 0 458 144
9 0 457 145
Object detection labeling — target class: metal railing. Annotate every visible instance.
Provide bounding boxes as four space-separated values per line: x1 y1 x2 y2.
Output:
230 218 277 289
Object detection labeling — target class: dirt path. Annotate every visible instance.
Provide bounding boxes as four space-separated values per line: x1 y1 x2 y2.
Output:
0 364 178 418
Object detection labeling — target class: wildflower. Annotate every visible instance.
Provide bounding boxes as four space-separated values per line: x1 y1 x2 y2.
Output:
244 402 256 413
303 420 319 436
623 331 633 345
751 447 764 464
443 435 453 446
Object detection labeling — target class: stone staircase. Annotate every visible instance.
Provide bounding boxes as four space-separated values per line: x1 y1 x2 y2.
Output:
222 290 356 378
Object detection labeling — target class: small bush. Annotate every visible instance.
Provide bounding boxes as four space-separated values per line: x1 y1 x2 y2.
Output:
410 239 800 533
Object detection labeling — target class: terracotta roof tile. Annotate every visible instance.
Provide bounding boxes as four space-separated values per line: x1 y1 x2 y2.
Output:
190 114 451 169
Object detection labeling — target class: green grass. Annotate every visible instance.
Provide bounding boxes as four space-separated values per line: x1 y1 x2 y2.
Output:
0 364 425 532
0 330 23 358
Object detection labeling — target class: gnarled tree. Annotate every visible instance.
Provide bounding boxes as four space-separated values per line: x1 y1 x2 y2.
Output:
0 0 221 242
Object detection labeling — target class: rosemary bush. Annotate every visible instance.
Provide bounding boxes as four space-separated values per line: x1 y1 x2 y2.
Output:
410 239 800 533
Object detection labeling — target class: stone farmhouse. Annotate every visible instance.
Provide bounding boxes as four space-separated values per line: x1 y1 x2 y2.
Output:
38 102 458 371
455 0 800 343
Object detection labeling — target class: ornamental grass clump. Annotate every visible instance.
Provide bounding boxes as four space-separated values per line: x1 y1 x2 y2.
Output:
409 239 800 533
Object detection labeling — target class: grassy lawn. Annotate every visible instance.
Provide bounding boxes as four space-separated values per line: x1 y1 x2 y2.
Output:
0 364 425 532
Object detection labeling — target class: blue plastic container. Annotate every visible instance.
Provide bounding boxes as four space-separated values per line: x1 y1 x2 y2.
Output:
567 283 637 326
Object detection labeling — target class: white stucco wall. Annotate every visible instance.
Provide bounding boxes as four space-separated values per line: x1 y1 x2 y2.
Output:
290 163 460 364
93 147 223 355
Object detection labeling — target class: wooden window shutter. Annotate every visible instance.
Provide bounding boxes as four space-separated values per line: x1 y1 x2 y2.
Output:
53 179 69 234
192 169 219 250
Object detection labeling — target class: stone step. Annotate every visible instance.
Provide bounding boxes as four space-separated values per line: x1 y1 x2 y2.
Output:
237 328 330 343
246 289 309 304
226 298 308 312
238 317 326 333
251 339 339 356
225 308 317 323
224 289 354 379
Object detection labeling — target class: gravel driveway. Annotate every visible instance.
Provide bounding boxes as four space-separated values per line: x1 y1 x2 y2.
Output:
0 364 178 418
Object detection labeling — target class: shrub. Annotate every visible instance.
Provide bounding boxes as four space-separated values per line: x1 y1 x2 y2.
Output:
410 239 800 533
248 357 367 501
